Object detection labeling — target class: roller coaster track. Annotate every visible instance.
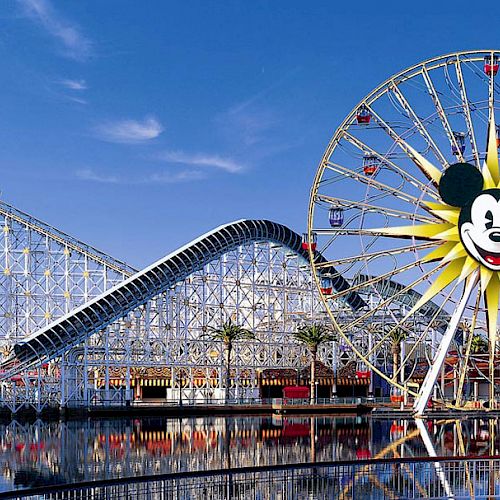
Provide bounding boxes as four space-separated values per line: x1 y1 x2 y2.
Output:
0 199 135 276
2 220 365 376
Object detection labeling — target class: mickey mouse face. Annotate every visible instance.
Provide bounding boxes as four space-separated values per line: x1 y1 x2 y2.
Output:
439 162 500 270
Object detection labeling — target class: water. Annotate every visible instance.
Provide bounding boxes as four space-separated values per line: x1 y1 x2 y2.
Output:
0 415 496 493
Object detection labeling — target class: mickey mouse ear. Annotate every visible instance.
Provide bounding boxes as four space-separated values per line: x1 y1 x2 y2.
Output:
438 163 484 207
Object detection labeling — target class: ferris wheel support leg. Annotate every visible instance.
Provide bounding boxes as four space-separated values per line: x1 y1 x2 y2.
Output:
413 271 479 417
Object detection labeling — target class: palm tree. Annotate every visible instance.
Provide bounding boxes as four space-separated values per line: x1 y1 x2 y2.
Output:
203 318 255 402
290 323 337 404
471 333 488 354
389 327 407 382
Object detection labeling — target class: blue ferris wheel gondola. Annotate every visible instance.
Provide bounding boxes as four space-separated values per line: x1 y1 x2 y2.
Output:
452 132 466 155
328 207 344 227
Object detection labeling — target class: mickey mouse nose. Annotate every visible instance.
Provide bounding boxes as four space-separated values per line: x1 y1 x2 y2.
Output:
489 232 500 242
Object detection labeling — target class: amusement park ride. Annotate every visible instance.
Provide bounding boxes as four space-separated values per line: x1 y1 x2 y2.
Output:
0 51 500 417
309 50 500 416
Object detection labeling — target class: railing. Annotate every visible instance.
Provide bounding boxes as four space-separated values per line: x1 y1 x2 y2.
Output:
1 456 499 499
59 396 389 408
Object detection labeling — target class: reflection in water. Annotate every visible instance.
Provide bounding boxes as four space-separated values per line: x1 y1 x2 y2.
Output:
0 415 498 493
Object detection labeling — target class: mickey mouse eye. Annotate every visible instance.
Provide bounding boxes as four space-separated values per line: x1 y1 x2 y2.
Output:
485 210 494 230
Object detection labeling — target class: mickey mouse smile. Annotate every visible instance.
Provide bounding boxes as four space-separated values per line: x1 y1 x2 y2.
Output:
471 238 500 266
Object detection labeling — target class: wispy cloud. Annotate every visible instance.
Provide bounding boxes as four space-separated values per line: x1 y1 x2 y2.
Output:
158 151 244 173
217 108 278 147
227 68 300 116
76 168 206 185
76 169 120 184
65 96 87 105
214 69 300 149
59 78 87 90
17 0 93 60
94 116 164 144
148 170 207 183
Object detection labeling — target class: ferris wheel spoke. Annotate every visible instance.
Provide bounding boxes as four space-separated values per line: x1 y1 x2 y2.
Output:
461 62 491 122
394 279 462 381
414 420 455 497
358 258 470 371
454 57 481 167
315 194 436 223
330 257 442 301
391 449 430 497
342 263 446 352
388 82 448 167
339 427 425 500
366 107 443 186
489 53 496 124
324 162 427 207
314 242 436 269
341 131 440 200
455 423 475 497
421 66 465 163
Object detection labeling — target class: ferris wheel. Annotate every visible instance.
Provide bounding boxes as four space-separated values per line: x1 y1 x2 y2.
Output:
308 50 500 415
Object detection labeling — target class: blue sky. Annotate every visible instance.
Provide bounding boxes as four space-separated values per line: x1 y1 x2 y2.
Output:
1 1 499 268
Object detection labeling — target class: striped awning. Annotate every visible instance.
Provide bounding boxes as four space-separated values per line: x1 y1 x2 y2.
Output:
261 377 339 387
260 378 297 386
137 378 171 387
130 378 259 388
96 379 125 388
337 378 369 386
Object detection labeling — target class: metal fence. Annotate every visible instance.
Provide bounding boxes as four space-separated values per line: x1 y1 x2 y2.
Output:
2 455 498 499
64 396 388 408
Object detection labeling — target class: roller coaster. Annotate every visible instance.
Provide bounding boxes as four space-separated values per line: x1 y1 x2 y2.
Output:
0 198 450 414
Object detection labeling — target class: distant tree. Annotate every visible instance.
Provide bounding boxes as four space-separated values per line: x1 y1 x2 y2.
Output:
290 323 337 404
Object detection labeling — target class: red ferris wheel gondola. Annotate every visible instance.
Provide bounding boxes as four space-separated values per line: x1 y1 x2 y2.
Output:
484 54 499 76
320 277 333 295
301 233 317 252
356 105 371 124
362 154 378 176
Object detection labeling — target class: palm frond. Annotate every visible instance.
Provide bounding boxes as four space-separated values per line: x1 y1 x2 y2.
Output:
289 323 337 350
201 318 256 345
388 327 408 345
